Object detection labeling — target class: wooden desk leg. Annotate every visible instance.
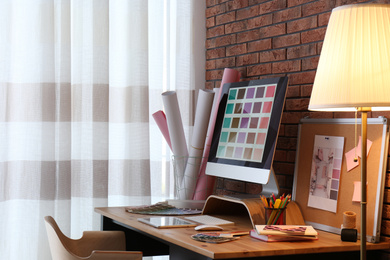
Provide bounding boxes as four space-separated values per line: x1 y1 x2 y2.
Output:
100 215 169 257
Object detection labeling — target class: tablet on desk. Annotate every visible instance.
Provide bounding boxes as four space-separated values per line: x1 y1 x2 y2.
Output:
138 216 197 229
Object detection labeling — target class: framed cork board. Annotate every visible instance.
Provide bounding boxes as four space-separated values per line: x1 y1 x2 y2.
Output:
292 117 389 242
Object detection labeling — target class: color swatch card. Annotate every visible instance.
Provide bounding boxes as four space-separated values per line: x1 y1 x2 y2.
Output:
216 83 277 163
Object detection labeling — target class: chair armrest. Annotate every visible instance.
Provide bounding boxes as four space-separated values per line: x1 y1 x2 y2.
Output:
70 231 126 257
88 251 143 260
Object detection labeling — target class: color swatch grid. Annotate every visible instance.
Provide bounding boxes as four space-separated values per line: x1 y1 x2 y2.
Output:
217 84 277 163
330 148 343 200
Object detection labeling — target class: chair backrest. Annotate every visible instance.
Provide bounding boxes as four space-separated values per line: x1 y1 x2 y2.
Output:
44 216 80 260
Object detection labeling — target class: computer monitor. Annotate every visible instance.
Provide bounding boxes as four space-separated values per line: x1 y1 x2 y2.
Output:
206 77 288 197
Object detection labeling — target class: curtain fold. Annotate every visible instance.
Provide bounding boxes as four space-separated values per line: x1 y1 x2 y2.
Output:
0 0 205 259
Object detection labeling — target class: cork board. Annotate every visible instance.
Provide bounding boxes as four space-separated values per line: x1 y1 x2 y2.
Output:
292 118 389 242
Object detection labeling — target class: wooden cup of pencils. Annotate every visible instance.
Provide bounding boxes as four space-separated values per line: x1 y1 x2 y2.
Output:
261 193 291 225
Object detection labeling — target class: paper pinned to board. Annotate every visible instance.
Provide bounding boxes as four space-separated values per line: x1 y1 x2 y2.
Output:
356 136 373 157
345 136 373 172
352 181 361 202
307 135 345 213
352 181 368 203
345 148 359 172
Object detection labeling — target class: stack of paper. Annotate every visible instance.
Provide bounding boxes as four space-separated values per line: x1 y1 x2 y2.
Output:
251 225 318 242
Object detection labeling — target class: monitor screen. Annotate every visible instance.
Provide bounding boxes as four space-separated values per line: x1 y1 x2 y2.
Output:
206 77 288 186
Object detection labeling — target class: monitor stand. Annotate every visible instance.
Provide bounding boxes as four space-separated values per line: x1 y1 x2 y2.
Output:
202 194 305 228
201 169 302 228
260 167 280 197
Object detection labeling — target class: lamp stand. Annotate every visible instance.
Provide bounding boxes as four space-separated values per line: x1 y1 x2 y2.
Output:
359 109 369 260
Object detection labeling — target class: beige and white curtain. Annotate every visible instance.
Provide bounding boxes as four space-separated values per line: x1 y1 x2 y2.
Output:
0 0 205 259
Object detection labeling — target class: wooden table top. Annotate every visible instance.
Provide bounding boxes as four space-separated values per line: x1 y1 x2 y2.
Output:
95 207 390 259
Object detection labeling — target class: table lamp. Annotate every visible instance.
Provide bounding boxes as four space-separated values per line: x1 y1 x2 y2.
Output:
308 4 390 260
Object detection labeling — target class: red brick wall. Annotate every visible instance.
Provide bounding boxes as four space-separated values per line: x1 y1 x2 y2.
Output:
205 0 390 244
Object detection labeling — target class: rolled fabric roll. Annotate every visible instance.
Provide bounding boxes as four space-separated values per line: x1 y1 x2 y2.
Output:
343 211 356 229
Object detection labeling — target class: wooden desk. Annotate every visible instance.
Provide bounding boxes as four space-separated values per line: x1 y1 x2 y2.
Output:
95 207 390 260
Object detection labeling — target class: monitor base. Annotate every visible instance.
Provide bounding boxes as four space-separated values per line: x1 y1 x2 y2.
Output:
260 167 280 197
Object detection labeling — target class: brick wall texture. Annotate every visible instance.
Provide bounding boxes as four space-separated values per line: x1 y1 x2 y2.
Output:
205 0 390 247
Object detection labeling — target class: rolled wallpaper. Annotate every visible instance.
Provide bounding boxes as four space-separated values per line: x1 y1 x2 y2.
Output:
162 91 188 184
152 110 172 151
193 68 241 200
179 89 215 199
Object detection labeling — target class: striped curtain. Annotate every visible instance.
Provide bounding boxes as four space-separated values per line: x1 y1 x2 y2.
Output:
0 1 205 259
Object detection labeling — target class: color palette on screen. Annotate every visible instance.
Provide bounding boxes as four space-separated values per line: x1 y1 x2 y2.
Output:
216 84 277 163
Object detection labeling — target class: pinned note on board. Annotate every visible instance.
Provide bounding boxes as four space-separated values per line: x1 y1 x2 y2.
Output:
345 136 373 172
356 136 373 157
345 148 359 172
352 181 361 202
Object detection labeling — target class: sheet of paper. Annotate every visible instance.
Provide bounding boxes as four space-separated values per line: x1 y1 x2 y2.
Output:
307 135 345 213
345 147 359 172
356 136 373 157
352 181 361 202
344 136 373 172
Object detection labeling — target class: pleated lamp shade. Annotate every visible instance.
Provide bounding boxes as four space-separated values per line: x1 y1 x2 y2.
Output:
308 4 390 112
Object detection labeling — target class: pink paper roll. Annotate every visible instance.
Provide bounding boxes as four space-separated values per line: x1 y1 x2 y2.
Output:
192 68 240 200
152 110 172 151
220 68 241 89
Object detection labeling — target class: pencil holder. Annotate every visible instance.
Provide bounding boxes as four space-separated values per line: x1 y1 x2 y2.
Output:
264 207 286 225
172 155 207 201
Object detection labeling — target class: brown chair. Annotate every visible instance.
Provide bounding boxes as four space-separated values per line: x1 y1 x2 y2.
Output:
44 216 142 260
